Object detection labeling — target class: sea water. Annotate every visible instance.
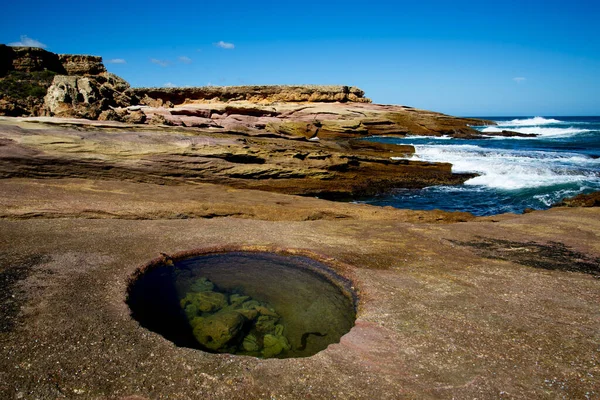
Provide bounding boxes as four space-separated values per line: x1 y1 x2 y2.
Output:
361 117 600 216
127 252 356 358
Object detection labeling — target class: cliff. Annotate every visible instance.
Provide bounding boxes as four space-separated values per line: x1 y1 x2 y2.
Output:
0 45 109 117
0 45 494 139
0 45 105 76
135 85 371 106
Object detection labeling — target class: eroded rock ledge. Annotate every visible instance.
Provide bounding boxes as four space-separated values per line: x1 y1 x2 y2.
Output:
0 118 473 198
0 45 106 76
135 85 370 106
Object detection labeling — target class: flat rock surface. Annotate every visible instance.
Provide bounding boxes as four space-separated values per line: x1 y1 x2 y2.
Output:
1 178 599 399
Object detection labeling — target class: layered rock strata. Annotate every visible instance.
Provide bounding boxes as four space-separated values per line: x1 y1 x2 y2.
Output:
0 45 105 76
0 118 473 198
135 85 371 106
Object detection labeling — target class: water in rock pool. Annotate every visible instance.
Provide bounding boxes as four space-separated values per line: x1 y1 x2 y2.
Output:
127 252 356 358
361 116 600 216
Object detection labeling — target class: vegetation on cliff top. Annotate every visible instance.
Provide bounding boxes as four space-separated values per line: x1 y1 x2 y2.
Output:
0 70 56 100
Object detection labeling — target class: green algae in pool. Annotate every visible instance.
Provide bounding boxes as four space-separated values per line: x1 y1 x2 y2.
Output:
127 252 357 358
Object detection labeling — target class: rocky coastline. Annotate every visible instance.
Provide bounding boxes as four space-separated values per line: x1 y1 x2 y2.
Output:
1 46 493 138
0 46 494 198
1 46 599 399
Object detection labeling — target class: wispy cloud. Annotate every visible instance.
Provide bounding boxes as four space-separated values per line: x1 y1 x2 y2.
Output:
151 58 171 67
214 41 235 49
513 77 526 83
106 58 126 64
8 35 47 49
163 82 177 88
178 56 192 64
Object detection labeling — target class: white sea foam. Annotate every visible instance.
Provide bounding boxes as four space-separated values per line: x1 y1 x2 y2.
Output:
395 144 600 190
481 126 591 137
495 117 562 126
405 135 454 140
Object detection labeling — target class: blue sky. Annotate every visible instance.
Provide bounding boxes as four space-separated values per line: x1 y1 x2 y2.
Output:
2 0 599 116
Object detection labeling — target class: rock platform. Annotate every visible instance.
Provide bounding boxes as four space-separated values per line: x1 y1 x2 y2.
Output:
1 46 599 399
0 176 599 399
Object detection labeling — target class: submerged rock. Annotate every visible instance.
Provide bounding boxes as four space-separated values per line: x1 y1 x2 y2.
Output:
229 293 249 306
242 333 260 352
255 315 279 333
180 291 227 313
262 333 291 358
192 310 246 351
235 308 259 320
189 277 215 292
177 277 291 357
241 300 260 310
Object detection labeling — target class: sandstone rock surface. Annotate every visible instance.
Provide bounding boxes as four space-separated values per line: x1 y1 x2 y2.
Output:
554 191 600 207
0 117 473 198
0 45 104 76
135 85 371 105
0 182 598 399
0 113 599 398
43 73 138 119
57 54 106 76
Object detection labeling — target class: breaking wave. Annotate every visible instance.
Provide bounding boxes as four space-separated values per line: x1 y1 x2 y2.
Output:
494 117 562 126
365 116 600 215
395 144 600 190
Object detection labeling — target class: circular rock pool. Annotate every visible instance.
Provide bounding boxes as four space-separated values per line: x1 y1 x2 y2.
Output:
127 251 357 359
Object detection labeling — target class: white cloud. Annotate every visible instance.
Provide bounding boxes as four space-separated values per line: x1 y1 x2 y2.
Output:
163 82 177 88
8 35 47 49
106 58 126 64
151 58 171 67
178 56 192 64
513 77 526 83
214 41 235 49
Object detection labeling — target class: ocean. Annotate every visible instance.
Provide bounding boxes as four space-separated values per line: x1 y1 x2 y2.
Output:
361 116 600 216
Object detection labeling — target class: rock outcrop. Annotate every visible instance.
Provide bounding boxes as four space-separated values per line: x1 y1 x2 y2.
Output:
44 73 137 119
0 45 104 76
139 101 492 139
0 45 115 118
554 191 600 207
57 54 106 76
1 45 64 76
135 85 371 106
